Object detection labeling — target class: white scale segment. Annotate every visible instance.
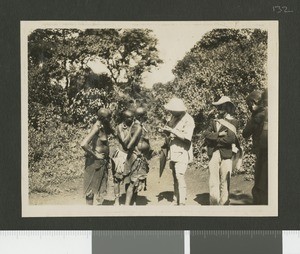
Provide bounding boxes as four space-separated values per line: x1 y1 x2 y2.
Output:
0 231 92 254
283 231 300 254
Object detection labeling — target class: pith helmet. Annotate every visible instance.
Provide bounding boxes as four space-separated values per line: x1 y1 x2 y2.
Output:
164 98 187 112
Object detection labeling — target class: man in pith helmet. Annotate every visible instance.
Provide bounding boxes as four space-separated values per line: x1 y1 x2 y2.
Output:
162 98 195 205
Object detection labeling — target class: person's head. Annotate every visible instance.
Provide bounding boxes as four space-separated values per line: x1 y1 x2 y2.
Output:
164 98 187 117
122 109 134 126
246 90 263 112
212 96 235 118
135 107 148 122
97 108 112 123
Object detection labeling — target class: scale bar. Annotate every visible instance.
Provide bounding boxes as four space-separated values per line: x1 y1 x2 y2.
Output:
0 231 298 253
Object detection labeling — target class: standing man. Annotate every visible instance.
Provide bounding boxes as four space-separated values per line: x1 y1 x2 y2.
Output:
204 96 239 205
243 90 268 205
162 98 195 206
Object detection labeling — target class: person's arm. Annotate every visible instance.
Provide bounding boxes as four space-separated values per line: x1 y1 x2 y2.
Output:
116 125 131 148
162 117 195 146
217 129 236 145
163 126 186 141
122 127 132 147
126 124 142 151
218 120 238 145
80 121 100 158
203 120 218 141
242 118 255 139
243 112 264 139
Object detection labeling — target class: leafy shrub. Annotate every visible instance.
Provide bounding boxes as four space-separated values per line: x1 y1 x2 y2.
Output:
28 102 63 131
28 64 67 107
67 87 114 125
149 29 267 175
28 123 86 194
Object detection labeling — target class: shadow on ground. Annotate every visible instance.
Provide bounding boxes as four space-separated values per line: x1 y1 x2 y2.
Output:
194 191 253 205
156 191 174 202
102 193 151 205
229 190 253 205
135 195 151 205
194 193 210 205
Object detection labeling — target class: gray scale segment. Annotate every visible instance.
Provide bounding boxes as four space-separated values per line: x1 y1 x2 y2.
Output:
190 230 282 254
92 230 184 254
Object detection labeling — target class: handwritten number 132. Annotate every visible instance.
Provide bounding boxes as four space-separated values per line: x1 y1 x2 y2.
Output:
273 6 293 13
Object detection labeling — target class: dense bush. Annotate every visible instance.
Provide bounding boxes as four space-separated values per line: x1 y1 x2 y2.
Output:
28 103 62 131
28 123 86 194
28 64 67 130
67 87 114 125
150 29 267 174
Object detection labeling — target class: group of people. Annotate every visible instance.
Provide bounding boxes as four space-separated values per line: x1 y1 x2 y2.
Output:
80 90 268 206
80 106 150 206
203 91 268 206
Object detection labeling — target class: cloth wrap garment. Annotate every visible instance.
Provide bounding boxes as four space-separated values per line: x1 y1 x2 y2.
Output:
83 156 108 201
124 120 151 188
82 122 110 203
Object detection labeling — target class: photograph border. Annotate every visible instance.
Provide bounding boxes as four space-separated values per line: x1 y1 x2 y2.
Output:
21 20 278 217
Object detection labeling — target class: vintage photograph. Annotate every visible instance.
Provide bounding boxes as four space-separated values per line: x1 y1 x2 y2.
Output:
21 21 278 217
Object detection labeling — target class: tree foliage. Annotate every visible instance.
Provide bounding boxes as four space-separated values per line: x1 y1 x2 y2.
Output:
82 29 163 91
151 29 267 172
153 29 267 125
28 28 162 129
28 28 163 192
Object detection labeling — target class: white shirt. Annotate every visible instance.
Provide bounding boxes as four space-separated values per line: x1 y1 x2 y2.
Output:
169 113 195 163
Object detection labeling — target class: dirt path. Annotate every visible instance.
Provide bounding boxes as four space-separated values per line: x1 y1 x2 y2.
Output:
29 154 254 206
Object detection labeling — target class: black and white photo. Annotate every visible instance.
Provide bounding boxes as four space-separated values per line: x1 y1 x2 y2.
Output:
21 21 278 216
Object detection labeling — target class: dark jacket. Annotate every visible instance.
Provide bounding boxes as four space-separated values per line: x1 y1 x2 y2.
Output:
242 107 266 155
204 117 239 159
